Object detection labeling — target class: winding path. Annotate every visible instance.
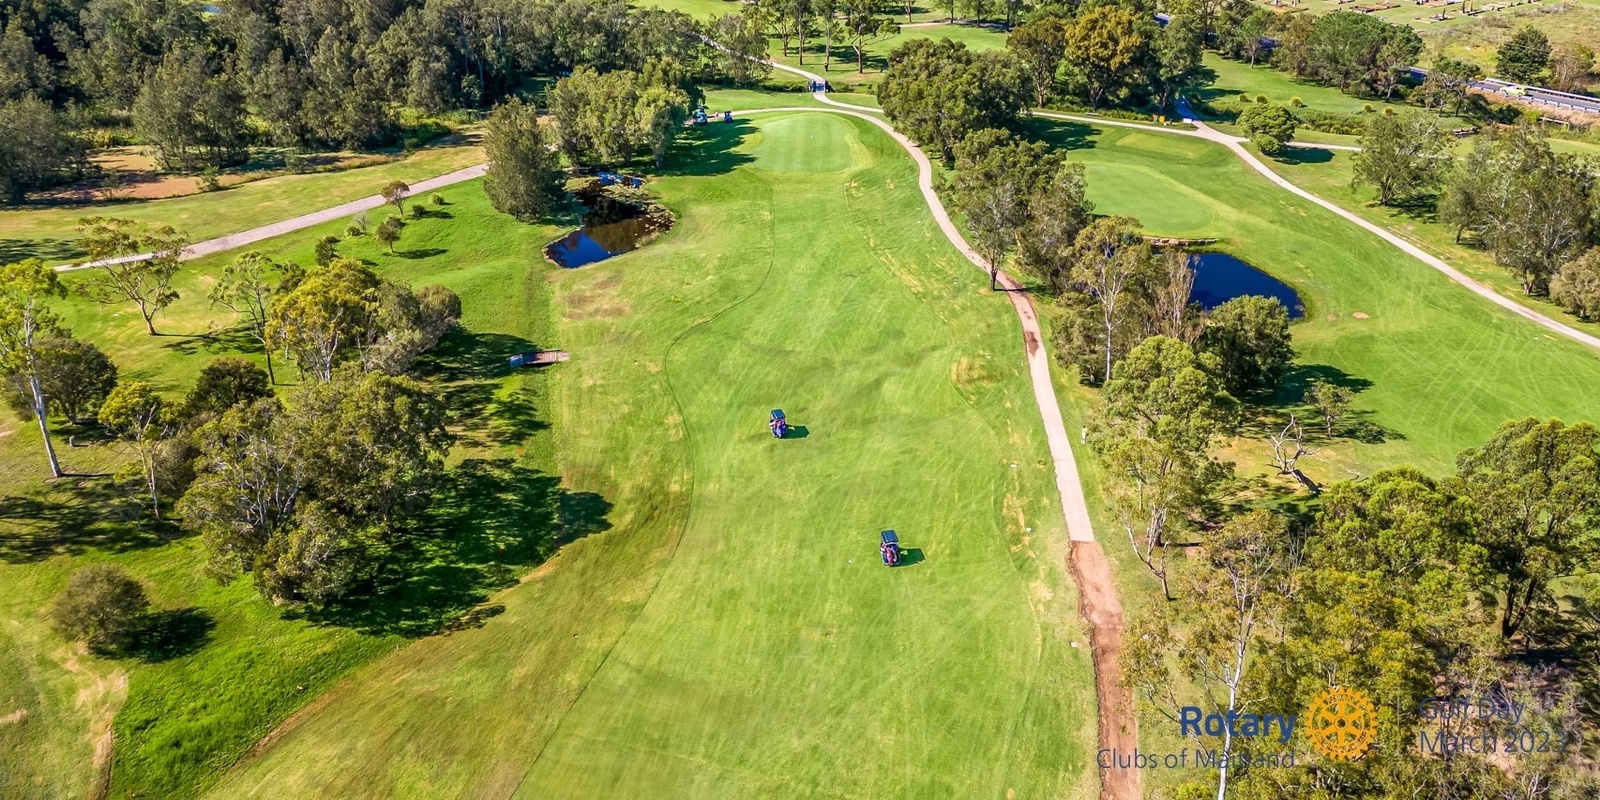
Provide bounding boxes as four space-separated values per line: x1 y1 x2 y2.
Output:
57 164 489 271
767 58 1141 800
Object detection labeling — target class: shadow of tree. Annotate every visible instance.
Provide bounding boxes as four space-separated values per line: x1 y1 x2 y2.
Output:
414 329 549 447
0 479 165 563
303 459 612 637
1276 146 1333 165
1015 117 1098 153
1233 363 1403 445
395 247 448 260
131 607 215 662
0 238 87 263
657 121 758 177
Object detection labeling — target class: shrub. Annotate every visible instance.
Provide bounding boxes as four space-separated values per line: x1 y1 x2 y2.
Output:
1362 103 1376 113
408 204 426 219
314 235 339 267
1255 94 1269 104
430 193 445 206
199 166 221 193
48 565 151 654
345 223 364 236
1251 133 1284 155
1289 97 1304 107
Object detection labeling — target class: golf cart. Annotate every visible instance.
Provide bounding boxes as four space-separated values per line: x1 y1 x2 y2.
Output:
770 409 788 439
880 530 900 567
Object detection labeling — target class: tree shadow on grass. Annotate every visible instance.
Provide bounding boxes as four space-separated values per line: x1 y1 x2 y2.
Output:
131 607 215 662
302 459 612 637
0 238 87 263
395 247 448 260
1236 363 1402 445
415 329 549 447
1275 146 1334 165
1015 117 1098 152
657 121 758 178
0 478 166 563
158 328 259 359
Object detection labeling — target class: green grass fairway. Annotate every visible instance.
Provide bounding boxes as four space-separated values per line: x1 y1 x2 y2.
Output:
1022 117 1600 477
0 142 483 265
197 112 1096 799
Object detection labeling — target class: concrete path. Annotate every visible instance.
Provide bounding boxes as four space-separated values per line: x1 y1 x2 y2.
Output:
58 164 489 272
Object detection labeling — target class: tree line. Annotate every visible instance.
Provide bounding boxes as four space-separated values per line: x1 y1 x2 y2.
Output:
0 0 769 202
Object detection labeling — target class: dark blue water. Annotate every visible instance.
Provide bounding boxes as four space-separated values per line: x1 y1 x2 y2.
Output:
545 216 654 268
1189 253 1304 319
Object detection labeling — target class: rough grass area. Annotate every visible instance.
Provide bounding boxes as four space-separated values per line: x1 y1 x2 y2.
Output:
0 142 484 266
197 112 1096 800
0 183 561 799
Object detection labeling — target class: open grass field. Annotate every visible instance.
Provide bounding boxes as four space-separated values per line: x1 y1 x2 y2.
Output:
0 184 562 799
1421 0 1600 87
0 141 484 266
1020 116 1600 478
1197 54 1421 117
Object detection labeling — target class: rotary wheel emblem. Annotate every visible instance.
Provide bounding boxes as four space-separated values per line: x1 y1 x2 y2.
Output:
1306 686 1377 761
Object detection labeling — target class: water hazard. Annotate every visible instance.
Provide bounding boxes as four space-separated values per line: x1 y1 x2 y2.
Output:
545 217 656 268
545 183 670 268
1188 252 1304 319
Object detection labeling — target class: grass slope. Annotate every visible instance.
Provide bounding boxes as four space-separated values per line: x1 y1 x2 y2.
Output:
0 184 560 799
200 112 1096 799
1252 146 1600 339
1021 117 1600 476
0 142 483 265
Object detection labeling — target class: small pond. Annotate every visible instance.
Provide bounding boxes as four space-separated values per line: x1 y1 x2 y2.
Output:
545 188 669 269
1188 253 1305 319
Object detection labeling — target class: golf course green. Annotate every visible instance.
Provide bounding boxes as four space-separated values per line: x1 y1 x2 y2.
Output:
195 112 1098 799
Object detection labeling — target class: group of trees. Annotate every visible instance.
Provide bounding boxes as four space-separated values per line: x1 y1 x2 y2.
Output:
547 65 692 169
1348 120 1600 300
1435 125 1598 296
180 368 452 604
1004 6 1202 112
1273 11 1422 98
0 243 460 525
1124 417 1600 799
878 39 1031 163
0 0 773 203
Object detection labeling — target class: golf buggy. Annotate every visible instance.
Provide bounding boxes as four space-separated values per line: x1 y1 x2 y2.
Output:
880 530 900 567
770 409 788 439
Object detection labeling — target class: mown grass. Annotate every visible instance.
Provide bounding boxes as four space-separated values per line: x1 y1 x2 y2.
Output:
1022 116 1600 476
1249 146 1600 340
0 182 563 799
198 112 1096 800
0 142 484 265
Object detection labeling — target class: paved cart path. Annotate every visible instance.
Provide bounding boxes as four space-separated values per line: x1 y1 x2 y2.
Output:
57 164 489 271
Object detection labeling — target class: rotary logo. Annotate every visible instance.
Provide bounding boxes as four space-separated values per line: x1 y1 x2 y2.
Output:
1306 687 1378 761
